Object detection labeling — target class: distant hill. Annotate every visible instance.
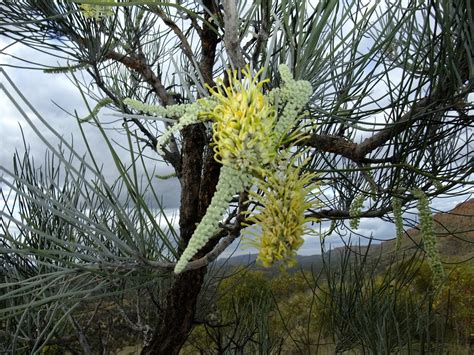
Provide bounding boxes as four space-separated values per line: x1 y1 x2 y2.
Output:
213 253 325 276
214 198 474 273
361 198 474 262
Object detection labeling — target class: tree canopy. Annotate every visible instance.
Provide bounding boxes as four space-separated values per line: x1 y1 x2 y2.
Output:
0 0 472 353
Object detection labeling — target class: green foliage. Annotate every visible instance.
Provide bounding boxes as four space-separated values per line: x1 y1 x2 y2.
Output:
186 248 473 354
435 265 474 342
185 268 276 354
0 123 175 352
218 268 272 309
40 344 62 355
268 270 324 352
270 271 309 300
315 250 423 353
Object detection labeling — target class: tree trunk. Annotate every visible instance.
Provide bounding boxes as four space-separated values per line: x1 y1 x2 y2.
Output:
142 124 220 354
141 267 207 354
142 0 222 345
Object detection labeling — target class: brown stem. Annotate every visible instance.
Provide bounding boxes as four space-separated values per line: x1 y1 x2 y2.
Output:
141 123 207 354
141 5 224 351
199 0 221 86
103 50 174 106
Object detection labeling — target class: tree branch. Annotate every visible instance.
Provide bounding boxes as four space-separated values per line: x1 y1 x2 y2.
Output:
88 65 182 175
102 47 184 175
103 50 174 106
199 0 221 86
305 93 466 163
252 0 271 66
148 6 195 64
305 134 359 161
307 206 392 220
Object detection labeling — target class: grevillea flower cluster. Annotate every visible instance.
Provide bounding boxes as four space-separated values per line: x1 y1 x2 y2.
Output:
206 68 277 171
124 65 316 274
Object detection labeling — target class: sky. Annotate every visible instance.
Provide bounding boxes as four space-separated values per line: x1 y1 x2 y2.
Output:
1 12 472 259
0 38 182 204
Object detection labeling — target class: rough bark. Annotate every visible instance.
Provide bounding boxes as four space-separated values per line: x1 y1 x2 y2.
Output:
141 3 223 350
141 124 206 354
141 268 207 355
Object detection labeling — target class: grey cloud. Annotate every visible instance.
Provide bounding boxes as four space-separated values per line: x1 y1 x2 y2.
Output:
1 44 181 211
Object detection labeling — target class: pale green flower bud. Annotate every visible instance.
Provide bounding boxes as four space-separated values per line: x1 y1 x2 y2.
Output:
174 167 251 273
272 65 312 141
80 1 115 19
392 198 404 250
412 189 445 289
349 194 365 230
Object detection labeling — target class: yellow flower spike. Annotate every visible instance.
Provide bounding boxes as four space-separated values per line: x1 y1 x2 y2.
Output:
245 154 319 268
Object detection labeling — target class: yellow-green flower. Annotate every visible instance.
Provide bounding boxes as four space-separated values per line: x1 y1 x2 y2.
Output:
246 156 319 268
206 67 277 171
